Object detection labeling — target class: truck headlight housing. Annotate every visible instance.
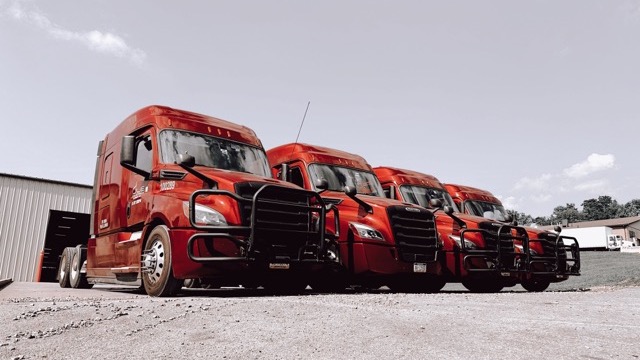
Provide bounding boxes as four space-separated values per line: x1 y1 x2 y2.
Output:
349 222 385 241
183 202 227 226
515 244 538 256
449 235 478 250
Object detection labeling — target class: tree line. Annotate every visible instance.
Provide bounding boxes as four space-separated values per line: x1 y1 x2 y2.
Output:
509 196 640 226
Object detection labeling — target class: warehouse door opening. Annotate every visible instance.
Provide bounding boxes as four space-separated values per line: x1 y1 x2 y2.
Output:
39 210 90 282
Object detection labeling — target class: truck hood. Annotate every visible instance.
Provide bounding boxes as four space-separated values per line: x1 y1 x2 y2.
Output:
434 211 493 233
160 165 300 199
321 191 419 212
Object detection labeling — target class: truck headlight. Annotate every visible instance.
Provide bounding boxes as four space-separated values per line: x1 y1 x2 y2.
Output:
514 244 538 256
349 222 385 241
449 235 478 250
183 202 227 226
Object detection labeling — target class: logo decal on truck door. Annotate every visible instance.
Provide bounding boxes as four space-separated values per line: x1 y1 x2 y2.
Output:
132 182 148 200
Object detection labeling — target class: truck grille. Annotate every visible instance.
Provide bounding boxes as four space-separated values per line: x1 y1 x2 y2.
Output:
477 222 517 254
534 232 567 270
386 206 438 262
234 182 319 261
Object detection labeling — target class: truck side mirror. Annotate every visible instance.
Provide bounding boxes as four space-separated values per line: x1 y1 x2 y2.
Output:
344 186 373 213
443 205 453 215
178 153 195 168
120 136 136 166
554 225 562 233
315 178 328 193
344 186 356 197
429 199 443 209
120 135 150 178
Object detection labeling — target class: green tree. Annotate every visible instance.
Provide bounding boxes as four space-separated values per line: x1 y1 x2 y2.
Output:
551 203 582 224
621 199 640 217
533 216 551 226
581 196 623 220
507 210 534 226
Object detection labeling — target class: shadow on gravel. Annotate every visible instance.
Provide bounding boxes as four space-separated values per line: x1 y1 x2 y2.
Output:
88 252 640 297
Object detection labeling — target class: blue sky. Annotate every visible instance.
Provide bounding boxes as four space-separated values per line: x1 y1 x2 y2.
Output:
1 0 639 217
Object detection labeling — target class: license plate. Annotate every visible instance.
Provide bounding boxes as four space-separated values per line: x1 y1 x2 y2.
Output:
413 263 427 273
269 263 290 270
500 272 510 277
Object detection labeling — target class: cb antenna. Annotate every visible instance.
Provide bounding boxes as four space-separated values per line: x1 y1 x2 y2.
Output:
291 101 310 155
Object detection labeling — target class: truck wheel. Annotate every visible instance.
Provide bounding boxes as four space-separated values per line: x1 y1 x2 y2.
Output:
263 275 308 294
388 278 446 293
421 278 447 293
309 275 348 293
58 247 73 288
521 277 550 292
462 279 504 293
69 246 93 289
141 226 183 297
309 244 348 293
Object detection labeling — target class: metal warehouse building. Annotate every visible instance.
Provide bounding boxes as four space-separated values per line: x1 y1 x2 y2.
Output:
0 173 91 282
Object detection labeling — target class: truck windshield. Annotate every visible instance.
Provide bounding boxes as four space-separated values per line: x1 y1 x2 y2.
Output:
158 130 271 177
399 185 459 212
465 201 508 221
308 164 384 197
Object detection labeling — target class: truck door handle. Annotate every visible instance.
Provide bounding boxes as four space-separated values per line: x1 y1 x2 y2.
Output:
126 203 131 218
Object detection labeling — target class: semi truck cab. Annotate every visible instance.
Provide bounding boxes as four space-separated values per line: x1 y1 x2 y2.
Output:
444 183 580 291
374 166 529 292
267 143 444 293
59 106 333 296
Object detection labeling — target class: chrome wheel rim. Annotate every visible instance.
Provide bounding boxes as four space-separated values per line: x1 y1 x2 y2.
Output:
142 239 165 284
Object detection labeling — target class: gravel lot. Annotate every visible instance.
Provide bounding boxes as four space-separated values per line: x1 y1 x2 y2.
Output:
1 252 639 359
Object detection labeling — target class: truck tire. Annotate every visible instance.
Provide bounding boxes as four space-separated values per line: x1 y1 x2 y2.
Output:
141 226 183 297
58 247 73 288
309 244 348 293
521 277 550 292
309 275 348 293
462 279 504 293
263 275 308 294
69 246 93 289
387 277 446 293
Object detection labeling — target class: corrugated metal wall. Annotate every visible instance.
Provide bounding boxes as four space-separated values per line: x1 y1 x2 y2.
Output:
0 174 91 282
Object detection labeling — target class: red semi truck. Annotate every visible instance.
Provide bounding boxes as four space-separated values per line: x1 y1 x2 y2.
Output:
266 143 444 292
444 183 580 291
374 167 530 292
57 105 334 296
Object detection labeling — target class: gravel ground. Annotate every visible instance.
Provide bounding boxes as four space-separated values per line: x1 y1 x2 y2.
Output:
1 252 639 360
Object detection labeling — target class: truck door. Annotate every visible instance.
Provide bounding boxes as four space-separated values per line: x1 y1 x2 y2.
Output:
118 129 155 269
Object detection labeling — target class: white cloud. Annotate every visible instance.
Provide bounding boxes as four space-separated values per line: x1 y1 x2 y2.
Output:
530 194 552 203
563 153 615 179
513 173 553 191
5 2 146 66
508 153 618 215
497 195 519 211
574 179 609 193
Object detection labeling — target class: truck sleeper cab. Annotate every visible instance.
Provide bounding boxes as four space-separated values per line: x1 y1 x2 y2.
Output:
444 183 580 291
59 106 332 296
374 166 532 293
267 143 444 293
